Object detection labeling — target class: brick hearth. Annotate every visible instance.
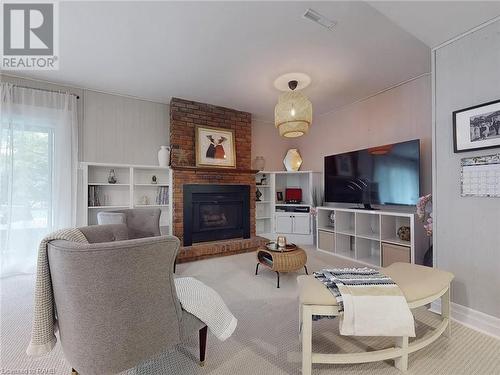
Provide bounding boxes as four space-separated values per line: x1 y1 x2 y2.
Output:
169 97 266 262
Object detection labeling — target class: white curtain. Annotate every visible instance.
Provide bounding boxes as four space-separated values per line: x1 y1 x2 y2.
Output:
0 83 78 277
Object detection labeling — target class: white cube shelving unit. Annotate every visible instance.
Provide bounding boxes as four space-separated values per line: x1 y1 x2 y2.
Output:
316 206 426 267
81 162 173 235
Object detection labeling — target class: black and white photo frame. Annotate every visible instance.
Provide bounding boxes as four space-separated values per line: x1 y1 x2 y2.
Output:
453 99 500 153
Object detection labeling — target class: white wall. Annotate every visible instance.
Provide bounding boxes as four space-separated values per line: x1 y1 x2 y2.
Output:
433 20 500 318
1 74 169 165
82 91 169 165
251 118 294 171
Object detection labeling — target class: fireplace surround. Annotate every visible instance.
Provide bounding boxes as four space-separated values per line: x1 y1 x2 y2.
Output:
170 98 266 262
183 184 250 246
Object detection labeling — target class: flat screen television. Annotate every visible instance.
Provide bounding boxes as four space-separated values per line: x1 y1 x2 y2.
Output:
324 140 420 208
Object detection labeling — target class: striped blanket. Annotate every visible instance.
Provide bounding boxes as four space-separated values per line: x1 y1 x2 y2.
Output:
314 268 415 337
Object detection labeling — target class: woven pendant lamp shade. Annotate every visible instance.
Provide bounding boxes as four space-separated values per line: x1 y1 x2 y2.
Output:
274 90 312 138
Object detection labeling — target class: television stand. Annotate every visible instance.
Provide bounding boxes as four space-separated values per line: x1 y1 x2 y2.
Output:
315 206 427 268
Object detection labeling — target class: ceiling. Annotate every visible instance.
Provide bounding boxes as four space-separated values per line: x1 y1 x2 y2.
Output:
368 1 500 48
10 1 499 120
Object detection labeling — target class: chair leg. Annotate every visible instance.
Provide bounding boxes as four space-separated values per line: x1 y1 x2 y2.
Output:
276 271 280 288
298 304 303 337
255 263 260 275
304 265 309 275
173 258 177 274
71 369 78 375
394 336 409 372
301 305 313 375
199 326 208 366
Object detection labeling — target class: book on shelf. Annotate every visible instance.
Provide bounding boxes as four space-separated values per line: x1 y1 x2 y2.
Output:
88 186 101 206
155 186 169 205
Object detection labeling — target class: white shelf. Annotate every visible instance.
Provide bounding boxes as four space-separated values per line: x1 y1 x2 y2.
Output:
134 183 169 187
88 183 129 186
356 232 380 241
275 203 311 207
316 206 424 267
318 226 335 233
88 205 129 209
134 204 169 208
382 237 411 247
273 170 314 174
335 229 355 236
81 162 173 234
254 170 321 246
81 162 170 170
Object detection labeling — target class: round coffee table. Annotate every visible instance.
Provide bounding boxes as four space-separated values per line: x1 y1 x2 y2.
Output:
255 247 308 288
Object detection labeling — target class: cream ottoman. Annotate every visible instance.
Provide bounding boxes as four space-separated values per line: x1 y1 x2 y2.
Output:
297 262 454 374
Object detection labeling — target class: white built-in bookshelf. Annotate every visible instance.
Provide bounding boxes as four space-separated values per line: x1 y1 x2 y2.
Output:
255 171 321 244
255 172 275 238
316 206 426 267
81 162 173 235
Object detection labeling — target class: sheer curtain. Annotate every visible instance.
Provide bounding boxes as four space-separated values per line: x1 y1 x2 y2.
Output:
0 83 78 277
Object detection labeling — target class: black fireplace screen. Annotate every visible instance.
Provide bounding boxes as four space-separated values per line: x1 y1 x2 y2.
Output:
183 185 250 246
197 201 240 231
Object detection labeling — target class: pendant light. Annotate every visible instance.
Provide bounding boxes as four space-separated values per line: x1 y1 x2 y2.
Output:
274 79 312 138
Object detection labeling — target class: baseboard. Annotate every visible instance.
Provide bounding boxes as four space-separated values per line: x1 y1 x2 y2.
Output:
430 300 500 339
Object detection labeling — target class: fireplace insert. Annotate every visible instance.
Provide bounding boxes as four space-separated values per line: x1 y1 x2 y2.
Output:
183 184 250 246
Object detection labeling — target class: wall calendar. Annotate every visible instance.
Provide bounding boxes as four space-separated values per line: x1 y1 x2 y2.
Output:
461 154 500 197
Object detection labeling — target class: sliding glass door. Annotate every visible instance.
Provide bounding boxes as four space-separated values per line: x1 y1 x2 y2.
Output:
0 123 54 276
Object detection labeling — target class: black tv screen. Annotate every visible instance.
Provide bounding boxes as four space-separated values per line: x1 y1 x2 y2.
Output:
324 140 420 206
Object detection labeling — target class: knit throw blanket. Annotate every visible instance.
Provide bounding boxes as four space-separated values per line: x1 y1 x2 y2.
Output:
174 277 237 341
27 228 89 356
314 268 415 337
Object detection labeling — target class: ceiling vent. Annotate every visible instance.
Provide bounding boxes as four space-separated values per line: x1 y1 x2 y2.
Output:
303 8 336 31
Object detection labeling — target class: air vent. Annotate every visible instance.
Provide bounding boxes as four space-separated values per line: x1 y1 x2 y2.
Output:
303 8 336 31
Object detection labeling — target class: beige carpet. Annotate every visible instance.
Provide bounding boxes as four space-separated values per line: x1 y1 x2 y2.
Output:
1 247 499 375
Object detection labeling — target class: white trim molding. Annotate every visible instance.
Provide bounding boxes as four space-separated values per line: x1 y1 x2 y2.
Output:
431 300 500 340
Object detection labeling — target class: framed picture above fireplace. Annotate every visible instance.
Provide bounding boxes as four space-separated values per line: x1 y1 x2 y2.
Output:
195 125 236 168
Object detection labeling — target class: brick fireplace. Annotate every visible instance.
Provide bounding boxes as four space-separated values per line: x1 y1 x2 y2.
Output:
169 97 266 262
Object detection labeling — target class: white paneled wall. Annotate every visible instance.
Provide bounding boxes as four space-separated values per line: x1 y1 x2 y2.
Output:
83 91 169 165
434 20 500 319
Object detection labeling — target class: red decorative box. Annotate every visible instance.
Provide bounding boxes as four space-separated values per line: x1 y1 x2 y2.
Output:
285 188 302 203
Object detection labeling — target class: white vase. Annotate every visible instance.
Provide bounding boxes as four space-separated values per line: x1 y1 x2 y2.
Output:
253 156 266 171
158 145 170 167
283 149 303 171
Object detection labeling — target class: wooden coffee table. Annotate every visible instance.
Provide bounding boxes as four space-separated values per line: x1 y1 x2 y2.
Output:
255 247 308 288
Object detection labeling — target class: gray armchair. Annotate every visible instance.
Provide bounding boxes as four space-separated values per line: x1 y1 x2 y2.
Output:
97 208 161 238
97 208 179 272
47 224 207 375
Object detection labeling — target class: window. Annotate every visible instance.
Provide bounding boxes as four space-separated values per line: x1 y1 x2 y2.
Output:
1 123 54 275
1 83 78 278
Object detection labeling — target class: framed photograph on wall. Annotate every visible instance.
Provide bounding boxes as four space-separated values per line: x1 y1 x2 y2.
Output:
276 191 284 202
453 99 500 153
195 125 236 168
